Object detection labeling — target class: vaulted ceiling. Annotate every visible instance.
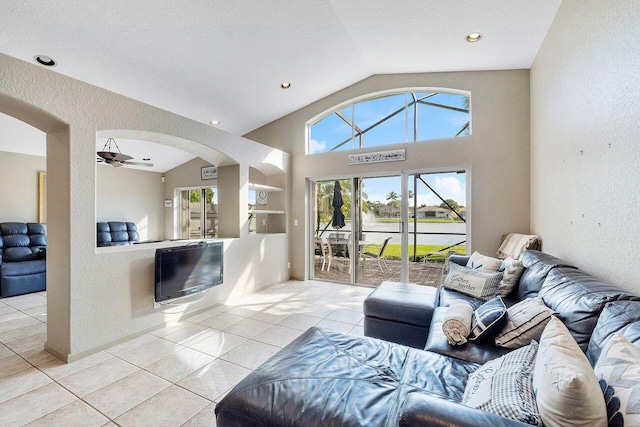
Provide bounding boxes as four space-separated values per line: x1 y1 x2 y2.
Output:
0 0 562 138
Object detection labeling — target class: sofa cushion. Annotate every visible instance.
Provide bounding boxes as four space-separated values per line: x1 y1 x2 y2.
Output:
469 296 508 342
438 288 485 310
426 307 511 365
586 301 640 366
516 250 576 300
215 327 479 426
462 340 541 426
443 263 502 301
2 247 34 262
0 222 28 235
539 267 640 353
2 234 30 248
533 317 607 427
1 259 46 276
495 297 555 349
594 333 640 427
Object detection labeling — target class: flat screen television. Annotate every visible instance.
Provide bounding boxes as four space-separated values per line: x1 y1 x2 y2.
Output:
155 242 223 302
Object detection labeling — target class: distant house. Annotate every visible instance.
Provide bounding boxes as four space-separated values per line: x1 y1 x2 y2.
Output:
379 203 402 218
416 206 452 219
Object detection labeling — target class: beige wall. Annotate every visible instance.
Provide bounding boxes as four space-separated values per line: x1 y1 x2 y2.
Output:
96 165 164 241
0 52 289 360
0 151 46 223
530 0 640 291
246 70 531 279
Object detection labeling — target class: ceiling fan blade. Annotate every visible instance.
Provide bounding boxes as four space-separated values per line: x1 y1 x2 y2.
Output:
97 151 133 162
122 161 154 167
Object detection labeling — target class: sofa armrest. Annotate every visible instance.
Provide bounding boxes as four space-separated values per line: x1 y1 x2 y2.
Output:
399 393 531 427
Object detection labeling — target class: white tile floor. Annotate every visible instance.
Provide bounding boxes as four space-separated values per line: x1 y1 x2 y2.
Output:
0 281 372 426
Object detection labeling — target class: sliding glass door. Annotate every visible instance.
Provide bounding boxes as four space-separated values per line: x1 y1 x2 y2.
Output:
310 170 467 287
179 187 218 240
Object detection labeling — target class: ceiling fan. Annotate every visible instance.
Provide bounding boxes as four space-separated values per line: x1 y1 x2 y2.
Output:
96 138 153 168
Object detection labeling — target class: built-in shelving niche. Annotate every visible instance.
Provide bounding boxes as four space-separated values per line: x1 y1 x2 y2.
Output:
248 166 286 234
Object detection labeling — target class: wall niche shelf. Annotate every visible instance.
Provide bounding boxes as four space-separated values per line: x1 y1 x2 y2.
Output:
249 165 286 235
248 183 284 193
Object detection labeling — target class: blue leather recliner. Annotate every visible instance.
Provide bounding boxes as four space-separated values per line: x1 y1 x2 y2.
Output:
96 221 139 247
0 222 47 298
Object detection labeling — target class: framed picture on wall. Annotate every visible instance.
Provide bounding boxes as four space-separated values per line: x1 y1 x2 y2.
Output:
201 166 217 180
38 171 47 223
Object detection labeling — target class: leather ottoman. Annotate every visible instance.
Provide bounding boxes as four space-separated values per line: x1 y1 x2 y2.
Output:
364 281 438 348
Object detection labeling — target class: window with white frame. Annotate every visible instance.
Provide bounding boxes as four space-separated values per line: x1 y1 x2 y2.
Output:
307 90 470 154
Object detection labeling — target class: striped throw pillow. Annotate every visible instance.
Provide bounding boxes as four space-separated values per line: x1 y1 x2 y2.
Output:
470 296 508 342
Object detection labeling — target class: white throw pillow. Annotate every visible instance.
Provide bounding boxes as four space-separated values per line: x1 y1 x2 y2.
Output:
466 251 503 272
594 333 640 426
498 257 525 296
443 263 503 301
532 316 607 427
495 297 555 349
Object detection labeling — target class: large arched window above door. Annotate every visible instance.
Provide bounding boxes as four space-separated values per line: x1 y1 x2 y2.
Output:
307 89 470 154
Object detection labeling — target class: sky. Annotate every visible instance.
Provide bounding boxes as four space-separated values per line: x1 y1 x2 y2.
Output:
363 172 466 207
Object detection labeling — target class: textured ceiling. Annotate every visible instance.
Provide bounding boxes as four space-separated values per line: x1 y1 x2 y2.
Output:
0 0 562 138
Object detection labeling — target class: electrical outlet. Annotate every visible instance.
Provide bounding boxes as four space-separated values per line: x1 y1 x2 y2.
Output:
288 262 291 269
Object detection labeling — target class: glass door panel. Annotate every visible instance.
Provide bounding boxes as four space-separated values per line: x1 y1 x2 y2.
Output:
179 187 218 240
356 176 404 286
203 187 218 238
311 179 353 282
407 172 467 286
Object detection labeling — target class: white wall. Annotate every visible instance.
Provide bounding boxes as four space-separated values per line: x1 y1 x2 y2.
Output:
96 165 164 241
530 0 640 291
246 70 531 279
0 151 45 222
0 52 289 360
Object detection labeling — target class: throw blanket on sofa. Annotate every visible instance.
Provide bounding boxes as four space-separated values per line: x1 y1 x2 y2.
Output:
497 233 542 260
442 300 473 346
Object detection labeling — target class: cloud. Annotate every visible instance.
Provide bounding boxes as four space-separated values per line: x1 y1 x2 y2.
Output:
309 138 326 154
434 176 465 204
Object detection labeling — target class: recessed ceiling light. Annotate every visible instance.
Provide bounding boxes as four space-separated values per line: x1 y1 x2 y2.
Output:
281 82 291 89
466 33 483 42
34 55 56 67
209 120 220 126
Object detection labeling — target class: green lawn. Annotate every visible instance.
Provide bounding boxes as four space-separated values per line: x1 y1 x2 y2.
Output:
374 218 464 224
363 243 466 261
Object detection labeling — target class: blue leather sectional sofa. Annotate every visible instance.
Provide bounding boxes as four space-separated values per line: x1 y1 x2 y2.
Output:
215 250 640 426
0 222 46 298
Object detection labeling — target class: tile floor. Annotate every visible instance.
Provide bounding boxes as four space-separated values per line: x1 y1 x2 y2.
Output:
0 280 372 426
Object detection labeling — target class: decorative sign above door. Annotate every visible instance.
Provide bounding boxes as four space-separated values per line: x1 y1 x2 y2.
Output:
348 149 406 165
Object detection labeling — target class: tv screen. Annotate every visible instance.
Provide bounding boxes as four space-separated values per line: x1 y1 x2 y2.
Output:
155 242 223 302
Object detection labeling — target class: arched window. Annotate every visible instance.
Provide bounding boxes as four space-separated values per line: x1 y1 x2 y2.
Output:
307 89 470 154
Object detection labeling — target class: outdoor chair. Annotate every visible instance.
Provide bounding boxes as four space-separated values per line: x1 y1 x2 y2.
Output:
314 237 328 271
361 236 392 272
327 237 351 272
